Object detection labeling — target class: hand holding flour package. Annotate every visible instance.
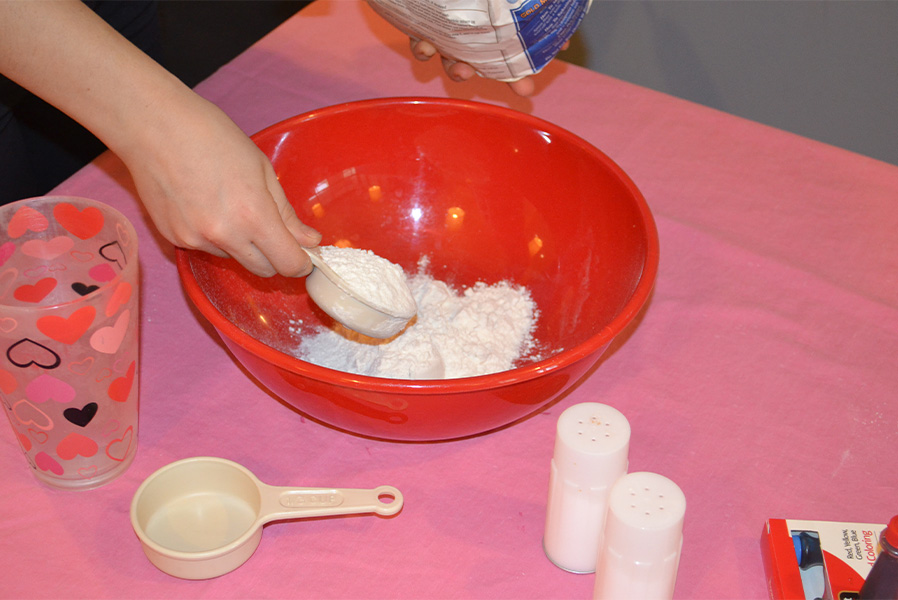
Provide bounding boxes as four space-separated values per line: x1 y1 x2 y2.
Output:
366 0 591 82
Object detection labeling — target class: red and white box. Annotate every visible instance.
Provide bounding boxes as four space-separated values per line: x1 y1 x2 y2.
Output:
761 518 885 600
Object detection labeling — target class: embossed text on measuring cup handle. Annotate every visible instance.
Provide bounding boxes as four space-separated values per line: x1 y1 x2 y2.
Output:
279 489 344 509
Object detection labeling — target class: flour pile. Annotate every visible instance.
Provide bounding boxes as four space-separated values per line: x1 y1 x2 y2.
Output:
294 270 538 380
318 245 415 318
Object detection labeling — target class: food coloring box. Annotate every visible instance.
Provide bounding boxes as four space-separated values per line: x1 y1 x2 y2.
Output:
761 518 885 600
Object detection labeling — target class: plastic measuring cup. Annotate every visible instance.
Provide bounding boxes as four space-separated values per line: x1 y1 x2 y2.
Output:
302 246 415 339
130 457 403 579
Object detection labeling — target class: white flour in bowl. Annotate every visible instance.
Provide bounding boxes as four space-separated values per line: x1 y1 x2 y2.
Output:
292 265 539 380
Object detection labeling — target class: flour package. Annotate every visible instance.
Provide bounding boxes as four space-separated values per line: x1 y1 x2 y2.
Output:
366 0 591 81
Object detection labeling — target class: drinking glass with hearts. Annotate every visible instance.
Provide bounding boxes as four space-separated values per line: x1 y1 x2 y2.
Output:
0 196 139 490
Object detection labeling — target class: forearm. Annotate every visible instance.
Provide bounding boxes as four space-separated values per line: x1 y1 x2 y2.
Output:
0 0 318 278
0 0 197 163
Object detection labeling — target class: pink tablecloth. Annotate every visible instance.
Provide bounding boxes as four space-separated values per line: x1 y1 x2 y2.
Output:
2 1 896 598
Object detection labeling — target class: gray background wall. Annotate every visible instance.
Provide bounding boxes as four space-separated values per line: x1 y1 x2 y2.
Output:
157 1 897 167
563 1 898 166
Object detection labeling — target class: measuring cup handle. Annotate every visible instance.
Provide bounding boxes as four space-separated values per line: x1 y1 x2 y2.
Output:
302 247 341 283
259 484 403 523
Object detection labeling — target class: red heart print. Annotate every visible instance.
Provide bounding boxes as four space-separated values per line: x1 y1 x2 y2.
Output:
108 361 136 403
105 425 133 462
28 428 49 444
13 277 57 303
105 281 132 317
35 451 64 475
53 203 104 240
16 431 32 452
0 367 18 394
22 236 74 260
56 432 98 460
37 305 96 345
8 206 48 239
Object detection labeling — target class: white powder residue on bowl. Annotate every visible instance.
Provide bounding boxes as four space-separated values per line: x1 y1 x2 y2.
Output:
318 245 416 317
294 271 539 380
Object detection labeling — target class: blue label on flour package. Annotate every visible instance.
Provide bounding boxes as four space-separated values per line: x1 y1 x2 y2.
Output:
512 0 590 73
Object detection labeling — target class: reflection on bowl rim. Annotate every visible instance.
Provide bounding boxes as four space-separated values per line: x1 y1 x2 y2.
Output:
176 97 659 396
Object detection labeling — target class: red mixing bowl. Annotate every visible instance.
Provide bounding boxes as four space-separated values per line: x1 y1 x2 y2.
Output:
176 97 658 441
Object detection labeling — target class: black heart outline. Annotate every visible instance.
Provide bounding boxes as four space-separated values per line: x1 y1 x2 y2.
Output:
63 402 98 427
6 338 61 370
99 241 127 270
72 282 100 296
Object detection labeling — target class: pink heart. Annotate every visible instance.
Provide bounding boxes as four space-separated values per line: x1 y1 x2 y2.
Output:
0 242 15 267
25 373 76 404
77 465 99 478
105 426 133 462
28 428 49 444
101 419 120 437
68 357 94 375
13 400 53 430
24 263 65 278
116 222 132 248
113 356 133 373
34 452 64 475
90 309 130 354
8 206 49 238
88 263 116 282
56 432 98 460
0 317 17 333
70 251 93 263
22 236 74 260
0 268 18 300
23 265 47 278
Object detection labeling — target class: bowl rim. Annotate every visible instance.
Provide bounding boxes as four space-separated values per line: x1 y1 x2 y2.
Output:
175 97 659 395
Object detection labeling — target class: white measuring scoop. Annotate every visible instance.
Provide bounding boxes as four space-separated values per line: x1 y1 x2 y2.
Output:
302 246 415 339
130 457 403 580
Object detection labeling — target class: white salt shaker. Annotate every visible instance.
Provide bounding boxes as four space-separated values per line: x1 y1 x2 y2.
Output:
593 472 686 600
543 402 630 573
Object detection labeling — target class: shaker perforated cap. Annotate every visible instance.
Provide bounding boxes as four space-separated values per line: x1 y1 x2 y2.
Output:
543 403 630 574
594 472 686 599
553 402 630 482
